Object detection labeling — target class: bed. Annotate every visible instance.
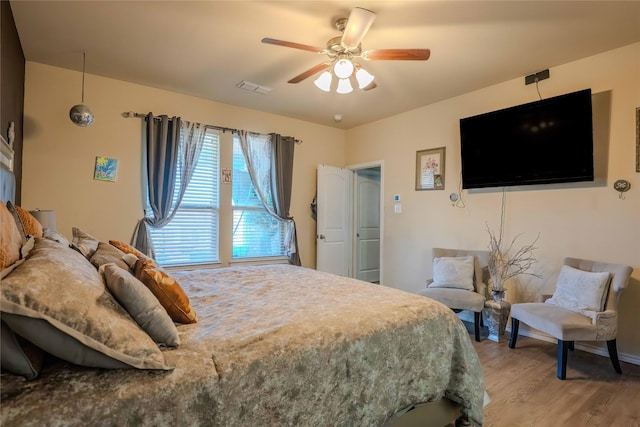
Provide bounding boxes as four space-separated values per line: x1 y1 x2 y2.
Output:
1 143 484 426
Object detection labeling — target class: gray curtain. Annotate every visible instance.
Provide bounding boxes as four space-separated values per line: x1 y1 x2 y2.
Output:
238 131 300 265
270 133 300 266
132 114 205 257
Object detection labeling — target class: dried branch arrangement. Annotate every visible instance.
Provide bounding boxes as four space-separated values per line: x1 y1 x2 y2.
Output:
486 224 540 292
486 191 541 293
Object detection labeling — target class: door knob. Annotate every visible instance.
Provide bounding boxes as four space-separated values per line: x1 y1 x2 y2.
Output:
318 234 325 240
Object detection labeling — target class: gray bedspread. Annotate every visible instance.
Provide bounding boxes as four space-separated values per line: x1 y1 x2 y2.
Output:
1 265 484 426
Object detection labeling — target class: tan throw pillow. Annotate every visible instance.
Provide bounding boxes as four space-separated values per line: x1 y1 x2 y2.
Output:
101 263 180 347
109 240 148 260
1 202 23 270
90 241 130 271
134 257 197 324
6 202 43 240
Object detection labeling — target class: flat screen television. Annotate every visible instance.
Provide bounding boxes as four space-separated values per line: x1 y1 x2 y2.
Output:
459 88 594 189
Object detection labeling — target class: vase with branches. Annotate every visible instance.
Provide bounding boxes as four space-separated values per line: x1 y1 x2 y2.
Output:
486 193 541 301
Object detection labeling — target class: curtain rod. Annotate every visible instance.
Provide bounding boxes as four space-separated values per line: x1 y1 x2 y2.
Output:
121 111 302 144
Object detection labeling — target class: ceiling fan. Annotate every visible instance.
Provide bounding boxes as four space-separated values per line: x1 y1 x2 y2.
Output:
262 7 430 93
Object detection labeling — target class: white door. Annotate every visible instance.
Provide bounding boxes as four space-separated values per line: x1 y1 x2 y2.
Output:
316 165 352 277
354 169 380 282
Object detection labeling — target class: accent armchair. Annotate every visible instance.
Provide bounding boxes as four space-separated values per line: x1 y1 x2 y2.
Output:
417 248 490 342
509 257 633 380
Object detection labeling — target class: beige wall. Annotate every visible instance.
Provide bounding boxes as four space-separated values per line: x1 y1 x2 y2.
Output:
21 62 346 269
20 44 640 359
346 43 640 358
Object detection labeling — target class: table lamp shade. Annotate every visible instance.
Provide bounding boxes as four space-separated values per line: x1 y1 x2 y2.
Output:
29 209 56 232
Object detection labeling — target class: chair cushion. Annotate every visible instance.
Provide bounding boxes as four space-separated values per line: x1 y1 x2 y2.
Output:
429 256 475 291
511 302 597 341
545 265 611 318
418 287 486 312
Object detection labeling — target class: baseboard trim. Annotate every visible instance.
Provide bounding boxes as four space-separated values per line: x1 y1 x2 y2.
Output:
456 311 640 366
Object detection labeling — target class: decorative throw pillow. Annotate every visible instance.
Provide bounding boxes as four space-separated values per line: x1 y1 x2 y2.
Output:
1 202 23 270
6 201 43 241
0 238 171 370
43 229 70 247
0 320 45 380
429 256 475 291
71 227 100 259
545 265 611 316
122 253 139 269
134 257 198 324
109 240 148 260
90 241 130 271
1 237 35 280
101 263 180 347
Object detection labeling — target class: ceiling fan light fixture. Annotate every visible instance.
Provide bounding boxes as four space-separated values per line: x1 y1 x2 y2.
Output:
333 58 354 79
355 67 375 89
314 71 333 92
336 78 353 94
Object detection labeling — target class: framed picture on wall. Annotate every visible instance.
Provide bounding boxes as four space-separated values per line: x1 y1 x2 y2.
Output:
94 156 119 182
416 147 445 191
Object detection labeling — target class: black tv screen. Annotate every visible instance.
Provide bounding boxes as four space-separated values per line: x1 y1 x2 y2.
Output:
460 89 594 189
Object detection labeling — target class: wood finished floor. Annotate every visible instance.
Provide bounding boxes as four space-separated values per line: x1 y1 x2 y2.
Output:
471 333 640 427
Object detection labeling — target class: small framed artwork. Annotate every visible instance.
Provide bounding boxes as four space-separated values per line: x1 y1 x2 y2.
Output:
416 147 445 191
94 156 119 182
221 168 232 184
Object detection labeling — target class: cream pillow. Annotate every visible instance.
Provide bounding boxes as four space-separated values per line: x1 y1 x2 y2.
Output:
545 265 611 317
429 256 475 291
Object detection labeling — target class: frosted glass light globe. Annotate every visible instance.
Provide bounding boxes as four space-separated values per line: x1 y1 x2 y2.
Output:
333 59 354 79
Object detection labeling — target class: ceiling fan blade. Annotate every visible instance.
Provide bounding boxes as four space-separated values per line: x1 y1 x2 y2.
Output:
341 7 376 47
363 49 431 61
261 38 325 54
288 62 330 84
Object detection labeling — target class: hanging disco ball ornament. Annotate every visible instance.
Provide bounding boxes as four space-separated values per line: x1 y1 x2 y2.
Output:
69 52 94 127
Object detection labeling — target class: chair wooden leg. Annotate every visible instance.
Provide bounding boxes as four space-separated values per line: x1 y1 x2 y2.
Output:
557 340 571 380
474 312 481 342
607 339 622 374
508 318 519 349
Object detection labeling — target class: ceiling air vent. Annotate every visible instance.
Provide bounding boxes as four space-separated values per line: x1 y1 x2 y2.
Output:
236 80 272 94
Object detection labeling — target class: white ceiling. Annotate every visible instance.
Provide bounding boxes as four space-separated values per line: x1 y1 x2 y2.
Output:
9 1 640 129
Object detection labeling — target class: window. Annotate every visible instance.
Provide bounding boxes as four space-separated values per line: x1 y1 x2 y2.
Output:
149 128 220 266
232 135 286 259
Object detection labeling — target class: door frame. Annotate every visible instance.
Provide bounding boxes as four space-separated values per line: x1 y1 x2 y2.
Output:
347 160 384 284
